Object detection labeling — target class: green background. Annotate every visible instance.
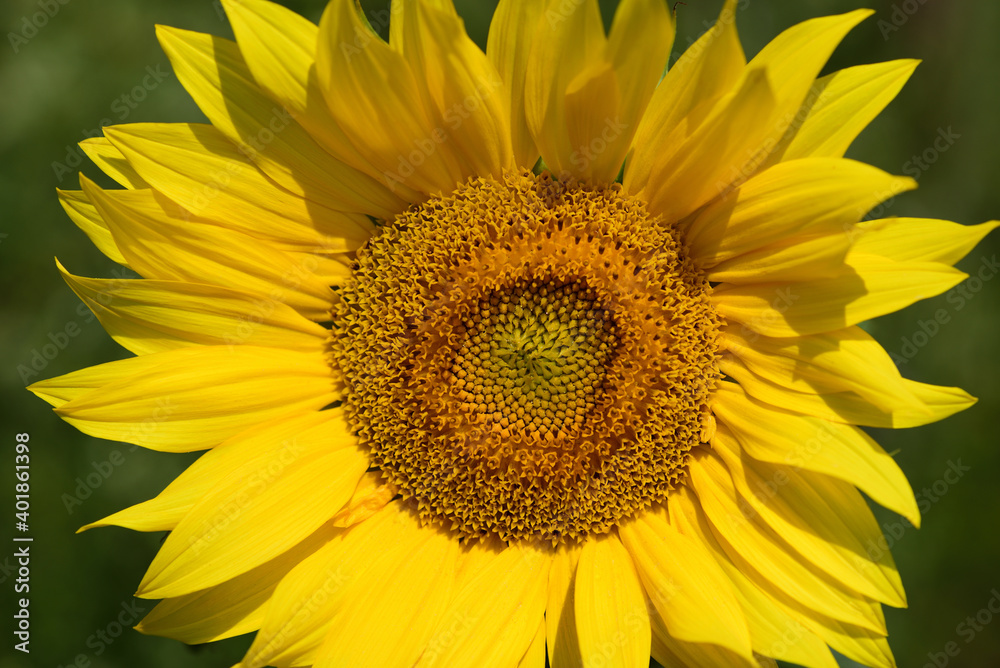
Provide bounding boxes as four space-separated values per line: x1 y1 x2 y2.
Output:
1 0 998 666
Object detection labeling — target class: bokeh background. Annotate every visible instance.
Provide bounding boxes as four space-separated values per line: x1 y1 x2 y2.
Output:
2 0 998 666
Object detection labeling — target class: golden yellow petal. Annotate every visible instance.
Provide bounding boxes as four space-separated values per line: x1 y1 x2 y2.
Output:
707 231 852 284
137 522 340 644
524 0 608 180
220 0 420 210
721 325 923 416
156 25 401 216
79 411 349 534
315 1 466 197
641 67 776 221
56 188 129 267
78 136 149 188
574 533 651 668
136 418 365 598
720 354 975 429
517 617 547 668
330 471 398 529
685 158 915 269
640 11 874 221
618 506 754 658
779 60 920 162
668 489 840 668
546 545 584 668
853 218 1000 266
487 0 546 168
605 0 674 150
713 382 920 526
103 123 372 253
686 453 887 632
626 0 744 196
312 520 458 667
80 176 334 320
60 263 326 356
414 542 550 667
54 346 336 452
397 0 514 180
713 425 905 607
28 353 162 409
240 502 416 668
525 0 671 182
712 256 966 338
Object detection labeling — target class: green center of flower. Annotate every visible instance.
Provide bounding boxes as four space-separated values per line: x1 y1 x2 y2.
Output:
453 279 616 440
330 171 722 544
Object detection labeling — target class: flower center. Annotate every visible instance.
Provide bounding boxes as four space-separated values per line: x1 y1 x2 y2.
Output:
452 277 616 440
330 172 722 543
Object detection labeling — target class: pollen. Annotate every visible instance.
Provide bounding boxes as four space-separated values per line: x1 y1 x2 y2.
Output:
330 171 722 543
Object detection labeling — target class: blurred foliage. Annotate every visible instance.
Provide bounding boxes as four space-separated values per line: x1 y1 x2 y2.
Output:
1 1 998 667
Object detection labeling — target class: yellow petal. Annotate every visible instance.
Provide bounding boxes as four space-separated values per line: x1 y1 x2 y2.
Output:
712 425 905 607
487 0 545 167
312 520 459 667
626 0 745 196
60 263 327 356
137 522 340 643
722 325 922 415
713 382 919 525
527 0 671 181
673 496 898 668
574 533 650 668
649 612 759 668
397 0 513 180
79 411 342 533
642 11 874 220
668 488 840 668
156 25 401 217
676 489 897 668
524 0 608 180
80 176 334 320
800 617 896 668
136 416 365 599
686 452 886 632
712 255 967 338
220 0 420 210
546 545 584 668
28 353 162 409
56 188 129 267
641 67 776 221
853 218 1000 265
684 158 915 269
415 542 550 667
54 346 336 452
79 136 149 188
103 123 372 252
605 0 674 151
779 60 920 161
720 354 976 429
316 1 465 197
517 617 547 668
734 9 874 166
330 471 398 529
240 502 419 667
387 0 458 55
707 231 852 283
618 506 753 658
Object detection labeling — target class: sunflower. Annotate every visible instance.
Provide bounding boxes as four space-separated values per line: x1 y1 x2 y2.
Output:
30 0 997 666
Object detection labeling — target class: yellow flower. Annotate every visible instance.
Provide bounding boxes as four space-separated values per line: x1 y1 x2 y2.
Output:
31 0 997 666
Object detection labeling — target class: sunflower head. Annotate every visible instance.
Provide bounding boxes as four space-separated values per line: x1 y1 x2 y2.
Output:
332 170 723 543
29 0 997 666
